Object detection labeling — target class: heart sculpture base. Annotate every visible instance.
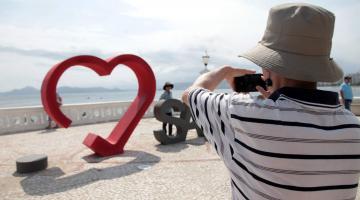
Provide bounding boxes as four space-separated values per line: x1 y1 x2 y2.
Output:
83 134 124 157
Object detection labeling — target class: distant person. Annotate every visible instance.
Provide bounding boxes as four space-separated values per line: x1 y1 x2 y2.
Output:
160 82 174 136
46 93 62 129
182 3 360 199
340 76 353 111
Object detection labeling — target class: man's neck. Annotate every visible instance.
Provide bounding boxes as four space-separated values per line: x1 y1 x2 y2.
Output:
277 79 317 90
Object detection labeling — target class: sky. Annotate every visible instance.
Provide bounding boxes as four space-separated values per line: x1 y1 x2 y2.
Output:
0 0 359 92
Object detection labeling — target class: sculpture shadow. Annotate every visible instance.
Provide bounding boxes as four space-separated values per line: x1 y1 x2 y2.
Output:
185 137 207 146
14 150 160 196
155 137 206 153
39 128 57 134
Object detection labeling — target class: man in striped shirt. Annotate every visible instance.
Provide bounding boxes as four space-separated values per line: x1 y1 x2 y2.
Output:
182 3 360 200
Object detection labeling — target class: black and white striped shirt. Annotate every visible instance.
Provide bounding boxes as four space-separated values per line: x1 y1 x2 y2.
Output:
188 87 360 200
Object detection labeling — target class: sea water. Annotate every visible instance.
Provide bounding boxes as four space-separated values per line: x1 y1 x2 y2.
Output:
0 87 359 108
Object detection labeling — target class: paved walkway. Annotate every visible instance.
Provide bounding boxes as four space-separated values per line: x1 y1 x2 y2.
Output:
0 118 229 200
1 117 360 199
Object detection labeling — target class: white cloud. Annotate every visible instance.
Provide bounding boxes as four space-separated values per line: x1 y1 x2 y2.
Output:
331 2 360 70
0 0 359 92
0 52 52 91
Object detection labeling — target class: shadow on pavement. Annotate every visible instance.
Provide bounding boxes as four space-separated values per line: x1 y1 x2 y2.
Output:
13 150 160 196
155 137 206 153
185 137 206 146
39 129 57 134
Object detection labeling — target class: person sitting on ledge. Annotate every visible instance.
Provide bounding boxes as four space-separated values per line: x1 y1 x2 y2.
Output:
160 82 174 136
182 3 360 200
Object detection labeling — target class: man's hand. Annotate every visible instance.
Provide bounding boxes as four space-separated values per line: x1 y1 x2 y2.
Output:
256 74 271 99
256 86 271 99
340 90 345 106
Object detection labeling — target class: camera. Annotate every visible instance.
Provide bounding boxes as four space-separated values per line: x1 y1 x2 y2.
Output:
233 74 268 93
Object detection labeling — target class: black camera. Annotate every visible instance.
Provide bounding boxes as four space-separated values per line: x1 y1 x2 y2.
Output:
234 74 268 93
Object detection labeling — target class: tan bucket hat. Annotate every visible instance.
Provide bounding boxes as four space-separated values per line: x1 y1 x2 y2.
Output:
240 3 343 82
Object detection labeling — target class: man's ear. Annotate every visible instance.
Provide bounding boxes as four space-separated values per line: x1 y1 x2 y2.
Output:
262 68 270 80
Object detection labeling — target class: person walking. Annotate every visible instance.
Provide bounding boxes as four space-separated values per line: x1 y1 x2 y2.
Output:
46 93 62 129
340 76 354 111
160 82 174 136
182 3 360 200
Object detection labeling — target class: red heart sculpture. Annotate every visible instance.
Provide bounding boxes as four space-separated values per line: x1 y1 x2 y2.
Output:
41 54 156 157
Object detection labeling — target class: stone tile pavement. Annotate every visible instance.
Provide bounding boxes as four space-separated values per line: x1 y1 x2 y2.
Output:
0 118 230 200
1 117 360 200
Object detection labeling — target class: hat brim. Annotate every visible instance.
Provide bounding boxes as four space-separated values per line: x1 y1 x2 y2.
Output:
163 84 174 90
239 43 343 82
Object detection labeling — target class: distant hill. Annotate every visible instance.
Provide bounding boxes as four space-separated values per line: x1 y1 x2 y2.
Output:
171 81 230 90
57 87 124 93
0 86 39 95
1 81 231 95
